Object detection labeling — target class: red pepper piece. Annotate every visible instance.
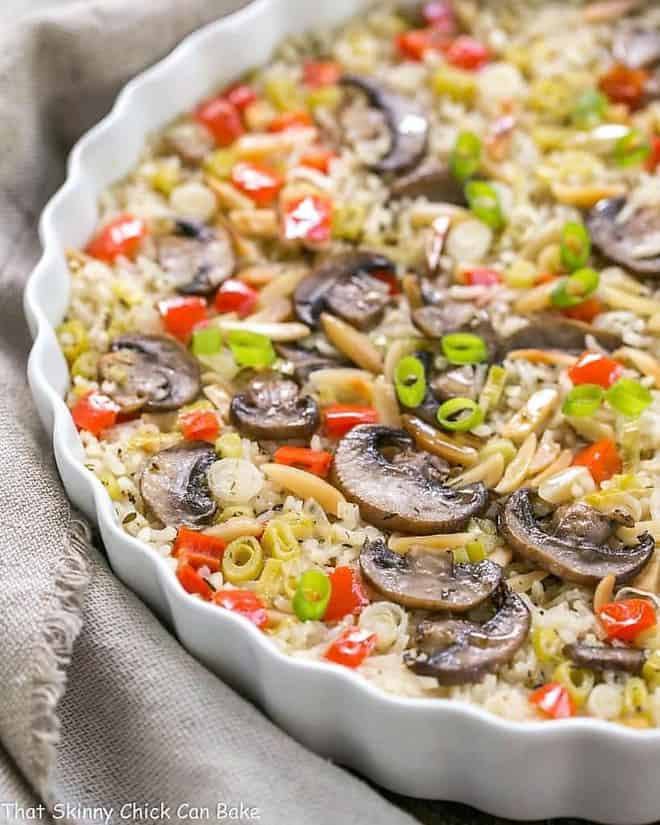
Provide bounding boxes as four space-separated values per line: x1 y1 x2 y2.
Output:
273 446 333 477
213 590 268 629
231 161 284 207
568 351 623 389
86 214 148 262
323 405 378 438
196 96 244 146
572 438 622 485
214 279 258 317
179 410 220 443
177 561 214 601
324 627 377 668
529 682 576 719
323 567 369 622
159 296 208 341
71 391 119 436
597 598 657 642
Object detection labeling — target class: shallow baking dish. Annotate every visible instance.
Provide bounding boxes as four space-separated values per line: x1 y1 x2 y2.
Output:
23 1 660 821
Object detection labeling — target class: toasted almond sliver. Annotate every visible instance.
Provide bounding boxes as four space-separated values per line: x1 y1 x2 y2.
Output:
600 285 660 317
495 433 537 494
321 313 384 374
506 349 577 368
205 176 253 210
203 517 264 543
257 265 309 306
512 279 557 314
228 209 278 238
372 376 401 428
631 551 660 595
508 570 549 594
308 368 375 402
501 388 559 445
248 297 292 323
520 219 563 260
490 547 513 567
613 347 660 389
214 319 310 341
551 182 627 208
237 264 284 287
593 574 616 612
527 449 574 489
388 532 477 554
261 463 346 516
450 452 505 489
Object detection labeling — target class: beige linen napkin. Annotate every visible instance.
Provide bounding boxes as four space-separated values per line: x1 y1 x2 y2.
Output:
0 2 425 823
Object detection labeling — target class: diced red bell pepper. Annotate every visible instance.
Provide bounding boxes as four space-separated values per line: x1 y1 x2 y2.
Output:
196 96 244 146
529 682 576 719
268 110 314 132
273 446 333 477
224 83 258 112
561 297 604 324
231 161 284 207
86 214 148 262
568 351 623 389
445 35 490 70
646 135 660 172
323 567 369 622
422 1 456 32
159 296 208 341
371 269 401 295
395 27 447 61
572 438 622 485
177 561 214 601
303 60 342 88
324 627 376 668
299 148 337 174
71 390 119 436
213 589 268 629
323 405 378 438
214 279 258 317
599 64 649 110
179 409 220 443
597 598 657 642
463 267 502 286
281 194 333 244
172 527 226 572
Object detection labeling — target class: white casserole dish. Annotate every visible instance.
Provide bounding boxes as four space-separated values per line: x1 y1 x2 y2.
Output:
23 1 660 821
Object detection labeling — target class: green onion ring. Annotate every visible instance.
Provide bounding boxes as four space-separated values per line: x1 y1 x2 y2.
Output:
450 130 482 183
551 268 600 309
571 89 607 129
464 180 505 231
292 569 332 622
441 332 488 365
436 397 485 432
562 384 604 417
394 355 427 408
614 130 651 168
605 378 653 418
227 329 276 368
560 221 591 272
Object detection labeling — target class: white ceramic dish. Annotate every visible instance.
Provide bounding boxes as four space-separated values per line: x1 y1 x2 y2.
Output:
23 1 660 821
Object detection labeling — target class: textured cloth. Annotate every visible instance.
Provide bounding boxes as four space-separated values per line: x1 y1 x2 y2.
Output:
0 2 426 824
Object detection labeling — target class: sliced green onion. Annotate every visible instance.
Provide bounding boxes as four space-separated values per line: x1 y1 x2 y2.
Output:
562 384 604 417
464 180 504 231
478 364 507 413
436 397 485 431
227 329 276 368
192 326 223 356
450 130 482 183
551 267 599 308
560 221 591 272
441 332 488 365
466 540 486 563
394 355 427 408
605 378 652 418
292 569 332 621
614 129 651 167
571 89 607 129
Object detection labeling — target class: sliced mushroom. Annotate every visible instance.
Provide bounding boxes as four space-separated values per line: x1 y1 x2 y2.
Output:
156 219 236 295
332 424 488 533
564 642 645 674
403 583 531 685
588 196 660 277
413 303 477 338
390 160 465 204
613 26 660 70
275 344 347 383
230 372 320 440
502 314 622 352
140 442 217 528
499 489 655 585
432 364 484 402
340 75 429 174
98 334 200 414
294 251 393 329
360 538 502 611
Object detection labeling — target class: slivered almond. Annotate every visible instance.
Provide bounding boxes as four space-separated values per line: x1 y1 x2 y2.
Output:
388 532 476 554
261 463 345 516
321 313 384 374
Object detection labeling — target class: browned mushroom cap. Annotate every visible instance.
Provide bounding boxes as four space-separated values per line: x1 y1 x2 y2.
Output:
140 442 217 528
613 26 660 70
275 344 347 383
98 334 200 414
403 584 531 685
360 539 502 612
588 197 660 278
501 313 622 352
294 251 393 329
333 425 488 533
564 642 645 674
230 372 320 441
499 489 655 586
390 160 465 204
156 220 236 295
340 75 429 174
